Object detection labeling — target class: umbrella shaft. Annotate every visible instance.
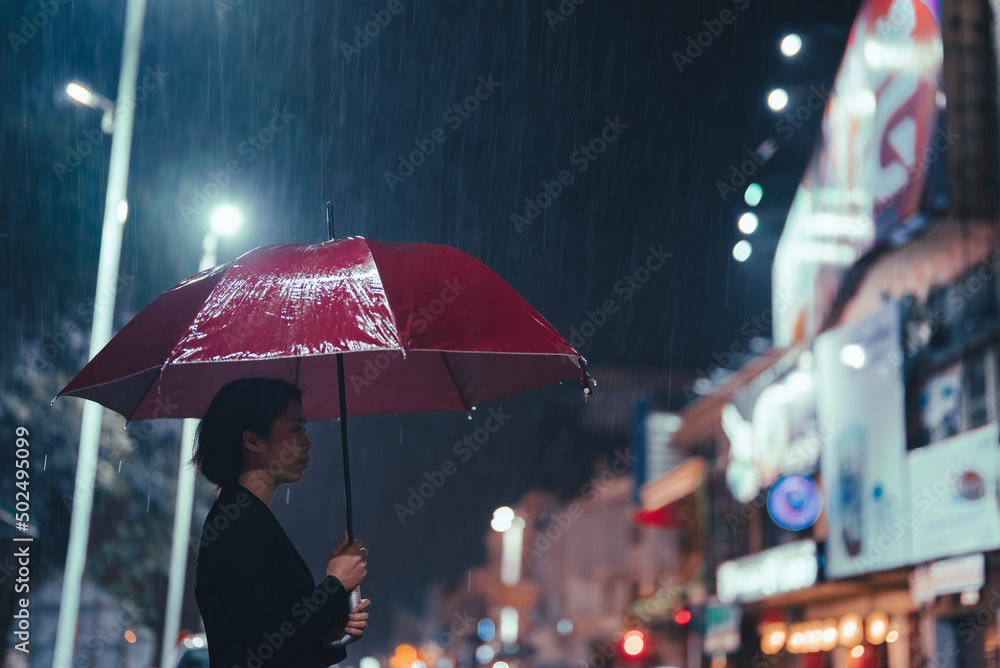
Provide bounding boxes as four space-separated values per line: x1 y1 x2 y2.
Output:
337 352 354 541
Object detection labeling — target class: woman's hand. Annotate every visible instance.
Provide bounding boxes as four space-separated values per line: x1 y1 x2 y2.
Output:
322 598 371 644
325 532 368 591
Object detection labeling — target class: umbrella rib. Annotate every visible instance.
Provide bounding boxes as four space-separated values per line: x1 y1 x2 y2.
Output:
438 352 471 412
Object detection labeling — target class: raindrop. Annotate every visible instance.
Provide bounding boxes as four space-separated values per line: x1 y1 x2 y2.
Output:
286 488 291 504
146 490 151 513
118 460 122 473
399 425 404 443
467 570 472 593
471 406 477 411
43 455 48 471
466 412 473 420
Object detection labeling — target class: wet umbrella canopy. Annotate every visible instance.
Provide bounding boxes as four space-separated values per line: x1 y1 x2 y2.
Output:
1 0 861 656
57 237 591 421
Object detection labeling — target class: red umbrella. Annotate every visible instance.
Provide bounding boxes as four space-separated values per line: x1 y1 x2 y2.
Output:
59 236 591 420
58 234 594 541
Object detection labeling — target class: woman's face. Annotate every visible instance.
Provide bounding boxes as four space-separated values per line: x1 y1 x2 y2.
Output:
253 398 312 484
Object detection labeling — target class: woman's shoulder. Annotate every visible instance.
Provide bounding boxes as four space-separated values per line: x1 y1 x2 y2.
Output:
198 485 274 553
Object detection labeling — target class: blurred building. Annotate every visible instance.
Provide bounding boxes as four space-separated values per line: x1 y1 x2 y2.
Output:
18 576 155 668
642 0 1000 665
394 446 692 668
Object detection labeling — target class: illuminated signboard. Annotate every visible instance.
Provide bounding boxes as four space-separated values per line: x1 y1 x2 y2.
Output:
772 0 944 346
717 540 818 603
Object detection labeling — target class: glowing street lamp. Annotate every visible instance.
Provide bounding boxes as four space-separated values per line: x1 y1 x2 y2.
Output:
767 88 789 111
780 34 802 57
65 82 115 133
211 204 243 238
738 212 759 235
733 240 752 262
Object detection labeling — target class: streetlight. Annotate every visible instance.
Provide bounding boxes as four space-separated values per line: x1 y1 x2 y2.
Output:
780 34 802 57
211 205 243 237
66 82 115 134
733 240 753 262
160 204 243 668
738 213 759 235
54 0 148 664
767 88 789 111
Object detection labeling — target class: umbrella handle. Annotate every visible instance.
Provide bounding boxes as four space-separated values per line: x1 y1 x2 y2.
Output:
326 586 363 647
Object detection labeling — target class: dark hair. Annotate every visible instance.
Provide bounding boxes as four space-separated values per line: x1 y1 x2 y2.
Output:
193 377 303 488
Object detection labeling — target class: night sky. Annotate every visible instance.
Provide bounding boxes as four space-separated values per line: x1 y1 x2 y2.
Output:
1 0 861 653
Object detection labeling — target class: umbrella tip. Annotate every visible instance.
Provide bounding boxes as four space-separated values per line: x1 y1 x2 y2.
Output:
578 356 596 401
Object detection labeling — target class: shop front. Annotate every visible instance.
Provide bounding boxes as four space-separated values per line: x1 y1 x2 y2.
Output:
713 544 916 668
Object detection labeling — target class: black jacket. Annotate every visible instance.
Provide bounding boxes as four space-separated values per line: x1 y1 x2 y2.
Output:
195 484 350 668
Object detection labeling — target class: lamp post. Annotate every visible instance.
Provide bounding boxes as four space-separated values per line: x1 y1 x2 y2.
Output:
53 0 147 665
65 82 116 134
160 205 243 668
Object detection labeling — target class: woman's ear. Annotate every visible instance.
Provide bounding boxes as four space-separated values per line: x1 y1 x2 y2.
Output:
243 429 263 453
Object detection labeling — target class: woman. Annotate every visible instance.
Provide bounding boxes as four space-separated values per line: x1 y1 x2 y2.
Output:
193 377 370 668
